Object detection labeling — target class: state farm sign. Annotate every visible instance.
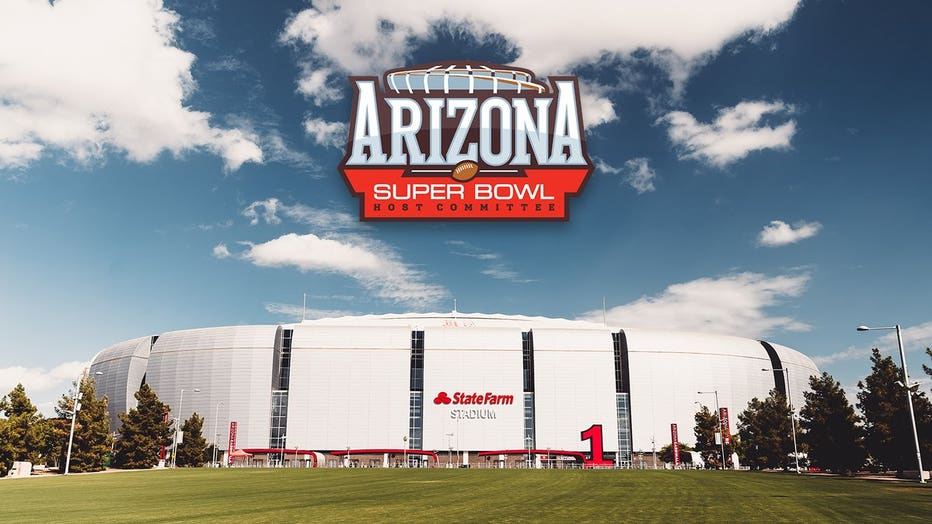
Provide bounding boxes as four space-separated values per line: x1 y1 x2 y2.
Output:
433 391 515 420
433 391 515 405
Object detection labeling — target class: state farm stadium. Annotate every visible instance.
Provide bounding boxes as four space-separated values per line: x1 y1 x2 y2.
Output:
89 312 819 468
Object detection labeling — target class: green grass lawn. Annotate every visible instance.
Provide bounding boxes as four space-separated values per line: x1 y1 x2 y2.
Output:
0 469 929 523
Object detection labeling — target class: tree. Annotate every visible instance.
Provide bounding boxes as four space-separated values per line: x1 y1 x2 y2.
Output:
35 417 69 469
112 384 171 469
54 376 111 473
693 405 735 468
737 389 794 470
0 418 13 476
175 412 207 467
924 347 931 382
658 442 693 464
0 383 44 473
799 372 866 474
858 348 932 473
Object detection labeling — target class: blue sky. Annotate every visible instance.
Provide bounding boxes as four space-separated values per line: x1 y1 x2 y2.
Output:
2 0 931 412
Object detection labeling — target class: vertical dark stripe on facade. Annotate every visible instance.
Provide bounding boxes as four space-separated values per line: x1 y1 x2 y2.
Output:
408 330 425 451
614 330 634 463
410 331 424 391
522 331 536 446
522 331 535 393
759 340 786 396
269 327 293 451
614 330 632 394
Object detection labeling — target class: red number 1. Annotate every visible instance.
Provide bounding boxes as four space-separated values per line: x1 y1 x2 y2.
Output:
581 424 613 467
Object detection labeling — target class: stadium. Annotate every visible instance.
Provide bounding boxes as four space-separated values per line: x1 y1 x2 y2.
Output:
88 312 819 468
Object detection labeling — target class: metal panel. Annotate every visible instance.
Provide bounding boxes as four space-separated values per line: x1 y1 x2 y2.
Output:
287 324 411 450
623 328 820 452
531 328 618 452
89 336 152 431
769 341 821 417
421 326 524 452
146 325 278 449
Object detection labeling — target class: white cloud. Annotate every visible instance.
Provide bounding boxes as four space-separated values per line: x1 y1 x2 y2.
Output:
0 361 87 405
479 265 536 284
578 81 619 129
229 199 442 306
264 302 355 321
624 158 657 193
595 157 657 195
189 219 233 232
660 100 796 167
243 198 360 231
262 129 315 168
304 117 348 149
282 1 800 127
234 233 447 307
243 199 282 226
594 159 623 175
580 272 811 338
757 220 822 247
814 320 932 366
596 157 657 193
0 0 262 170
445 240 534 283
212 242 231 259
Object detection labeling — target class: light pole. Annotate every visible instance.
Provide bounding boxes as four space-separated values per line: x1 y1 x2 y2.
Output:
64 371 103 475
281 434 287 467
762 368 800 474
651 436 657 470
212 401 223 468
698 390 727 470
171 387 199 469
403 435 408 468
858 324 926 483
446 433 454 468
525 436 533 469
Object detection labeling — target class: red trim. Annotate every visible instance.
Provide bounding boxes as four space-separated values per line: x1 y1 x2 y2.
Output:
478 449 587 462
330 448 439 465
241 449 319 468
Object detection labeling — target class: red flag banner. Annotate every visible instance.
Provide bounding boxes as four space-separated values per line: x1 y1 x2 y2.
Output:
719 407 731 446
671 423 680 466
227 421 238 465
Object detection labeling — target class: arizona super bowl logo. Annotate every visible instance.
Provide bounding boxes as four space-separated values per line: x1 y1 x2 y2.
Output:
339 62 593 220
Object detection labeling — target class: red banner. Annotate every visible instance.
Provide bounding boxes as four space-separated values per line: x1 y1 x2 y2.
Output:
671 423 680 466
342 168 589 220
227 421 237 465
719 408 731 446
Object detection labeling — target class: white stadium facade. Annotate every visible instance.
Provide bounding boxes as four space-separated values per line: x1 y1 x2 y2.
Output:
89 312 819 468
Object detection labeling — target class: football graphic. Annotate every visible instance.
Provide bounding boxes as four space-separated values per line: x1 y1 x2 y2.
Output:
451 160 480 182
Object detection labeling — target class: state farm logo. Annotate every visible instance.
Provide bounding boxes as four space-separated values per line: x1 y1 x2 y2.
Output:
340 61 593 220
433 391 514 405
433 391 452 405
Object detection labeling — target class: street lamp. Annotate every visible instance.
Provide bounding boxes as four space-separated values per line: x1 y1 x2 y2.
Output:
212 401 223 468
403 435 408 468
762 368 800 474
698 390 727 470
857 324 926 483
281 434 287 467
446 433 454 468
525 436 533 469
64 371 103 475
171 387 199 469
